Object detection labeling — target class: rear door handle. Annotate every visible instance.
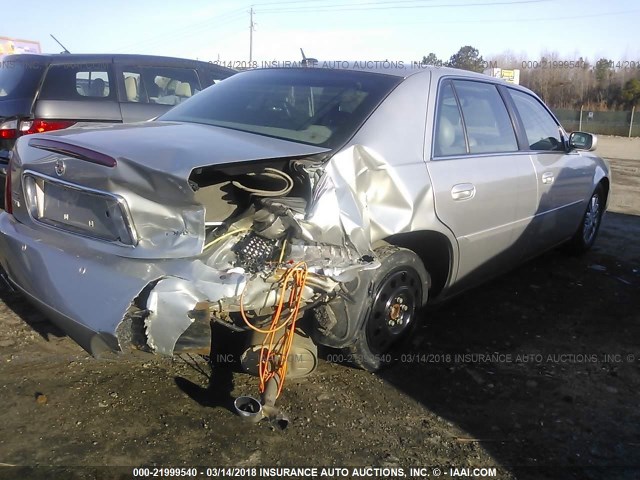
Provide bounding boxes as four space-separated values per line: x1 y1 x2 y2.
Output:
451 183 476 201
541 172 555 184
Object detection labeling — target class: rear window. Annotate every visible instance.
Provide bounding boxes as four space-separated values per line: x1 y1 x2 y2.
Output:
0 58 46 99
159 68 402 149
39 64 116 101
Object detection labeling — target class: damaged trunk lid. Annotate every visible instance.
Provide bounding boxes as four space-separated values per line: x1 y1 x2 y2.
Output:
32 121 331 178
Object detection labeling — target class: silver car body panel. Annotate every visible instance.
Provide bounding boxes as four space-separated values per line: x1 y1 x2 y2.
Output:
0 66 610 357
10 122 329 259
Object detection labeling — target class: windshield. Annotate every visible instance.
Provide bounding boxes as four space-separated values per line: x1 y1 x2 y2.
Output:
0 57 46 99
158 68 402 149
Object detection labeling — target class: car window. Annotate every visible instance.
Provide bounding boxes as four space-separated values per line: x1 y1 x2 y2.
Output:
158 68 402 149
434 82 467 156
0 58 46 99
509 89 563 151
452 80 518 154
40 64 115 101
76 71 110 98
122 66 200 106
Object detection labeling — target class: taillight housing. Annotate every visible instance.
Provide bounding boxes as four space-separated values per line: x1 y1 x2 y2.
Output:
0 120 18 140
20 119 76 135
1 118 76 142
4 157 11 215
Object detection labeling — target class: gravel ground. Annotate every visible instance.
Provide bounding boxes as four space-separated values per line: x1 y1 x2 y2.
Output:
0 136 638 480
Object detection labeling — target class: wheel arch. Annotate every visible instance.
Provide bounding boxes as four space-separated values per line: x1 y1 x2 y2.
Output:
598 176 610 206
377 229 454 300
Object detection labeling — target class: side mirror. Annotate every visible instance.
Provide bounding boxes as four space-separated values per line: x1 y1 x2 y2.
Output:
568 131 597 151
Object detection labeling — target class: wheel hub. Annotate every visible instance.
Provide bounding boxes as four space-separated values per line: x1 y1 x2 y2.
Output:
366 269 421 354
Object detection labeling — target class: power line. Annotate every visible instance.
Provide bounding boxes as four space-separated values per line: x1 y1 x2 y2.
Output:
112 7 247 53
257 0 551 14
252 0 452 6
251 0 354 6
399 7 640 25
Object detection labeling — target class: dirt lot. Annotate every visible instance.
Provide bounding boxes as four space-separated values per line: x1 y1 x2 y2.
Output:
0 137 639 480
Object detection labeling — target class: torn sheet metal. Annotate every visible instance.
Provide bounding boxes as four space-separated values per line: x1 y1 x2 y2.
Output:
306 144 433 254
144 277 208 355
287 243 379 282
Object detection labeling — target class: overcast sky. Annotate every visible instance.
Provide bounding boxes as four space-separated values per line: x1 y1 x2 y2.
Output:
5 0 640 65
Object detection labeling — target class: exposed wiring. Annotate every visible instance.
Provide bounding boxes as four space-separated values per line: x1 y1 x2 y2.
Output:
277 238 288 264
203 228 250 251
239 260 309 399
231 168 294 197
258 262 308 397
219 228 304 400
239 267 297 335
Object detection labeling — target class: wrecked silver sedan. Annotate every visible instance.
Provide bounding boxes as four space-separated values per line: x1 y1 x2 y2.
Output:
0 66 609 382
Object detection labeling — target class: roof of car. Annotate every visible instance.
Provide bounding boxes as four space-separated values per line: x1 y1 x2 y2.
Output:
3 53 234 71
246 64 536 100
252 63 508 82
329 62 534 94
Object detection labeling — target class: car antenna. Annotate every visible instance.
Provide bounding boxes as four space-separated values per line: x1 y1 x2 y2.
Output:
300 48 317 67
50 34 71 54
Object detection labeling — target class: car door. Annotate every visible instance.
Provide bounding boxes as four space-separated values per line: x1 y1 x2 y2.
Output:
506 88 594 253
34 63 122 122
426 79 538 290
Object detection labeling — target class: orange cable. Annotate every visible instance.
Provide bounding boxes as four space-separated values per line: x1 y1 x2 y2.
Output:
252 263 308 397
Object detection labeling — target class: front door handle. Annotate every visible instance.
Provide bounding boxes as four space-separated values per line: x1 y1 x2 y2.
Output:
541 172 555 184
451 183 476 201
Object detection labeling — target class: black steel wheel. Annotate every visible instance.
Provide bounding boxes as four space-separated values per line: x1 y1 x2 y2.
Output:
365 269 421 355
345 246 428 372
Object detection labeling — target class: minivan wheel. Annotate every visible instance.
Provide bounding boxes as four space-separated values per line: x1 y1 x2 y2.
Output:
566 184 605 254
344 246 428 372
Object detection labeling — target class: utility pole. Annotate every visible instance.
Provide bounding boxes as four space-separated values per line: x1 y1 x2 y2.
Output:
249 7 255 63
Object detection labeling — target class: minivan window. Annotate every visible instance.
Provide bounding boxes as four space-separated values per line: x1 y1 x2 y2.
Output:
452 80 518 154
159 68 402 149
509 89 563 151
40 64 116 101
0 59 46 99
76 71 110 98
122 66 200 106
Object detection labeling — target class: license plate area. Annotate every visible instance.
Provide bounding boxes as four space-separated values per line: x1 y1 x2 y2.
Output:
22 172 137 246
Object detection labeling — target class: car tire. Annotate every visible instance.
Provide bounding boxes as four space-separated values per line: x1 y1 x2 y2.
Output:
566 184 605 254
344 246 428 372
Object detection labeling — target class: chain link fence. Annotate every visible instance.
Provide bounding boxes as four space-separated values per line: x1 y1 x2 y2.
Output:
553 108 639 137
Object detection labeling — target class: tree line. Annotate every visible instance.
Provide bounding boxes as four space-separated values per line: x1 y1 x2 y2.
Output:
422 46 640 110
